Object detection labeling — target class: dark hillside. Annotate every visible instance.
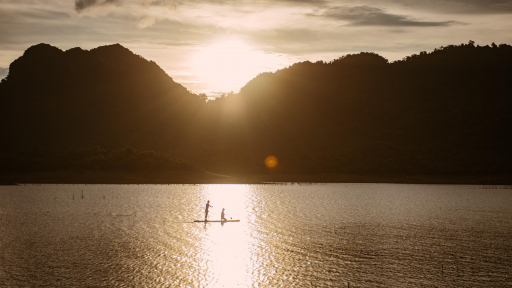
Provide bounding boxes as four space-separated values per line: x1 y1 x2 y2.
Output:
0 43 205 154
1 41 511 181
210 42 512 175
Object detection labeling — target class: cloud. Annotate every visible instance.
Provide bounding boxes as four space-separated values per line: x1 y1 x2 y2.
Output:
143 0 177 10
137 16 156 29
436 0 512 14
0 67 8 79
317 6 461 27
252 28 322 45
276 0 327 4
68 0 512 16
366 0 512 14
75 0 122 13
180 0 327 5
141 0 327 9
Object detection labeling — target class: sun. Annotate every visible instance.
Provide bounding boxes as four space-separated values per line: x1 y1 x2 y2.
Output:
191 39 282 93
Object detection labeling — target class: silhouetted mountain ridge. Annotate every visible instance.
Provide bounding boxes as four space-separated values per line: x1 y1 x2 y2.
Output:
0 43 205 154
1 41 511 180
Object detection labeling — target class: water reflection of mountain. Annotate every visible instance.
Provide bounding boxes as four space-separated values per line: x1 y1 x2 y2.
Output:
1 41 511 183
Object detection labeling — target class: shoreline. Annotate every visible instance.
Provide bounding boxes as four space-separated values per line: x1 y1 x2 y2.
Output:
1 170 511 185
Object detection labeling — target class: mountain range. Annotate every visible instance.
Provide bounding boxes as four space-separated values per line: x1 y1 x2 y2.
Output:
1 41 511 183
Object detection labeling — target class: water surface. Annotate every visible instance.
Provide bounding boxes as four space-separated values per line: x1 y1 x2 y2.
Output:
0 184 511 287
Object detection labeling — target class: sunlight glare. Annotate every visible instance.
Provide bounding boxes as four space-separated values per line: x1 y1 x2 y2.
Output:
198 184 254 287
192 39 283 92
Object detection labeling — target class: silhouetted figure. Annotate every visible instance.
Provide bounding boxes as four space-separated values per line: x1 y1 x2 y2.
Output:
221 208 227 222
205 200 213 221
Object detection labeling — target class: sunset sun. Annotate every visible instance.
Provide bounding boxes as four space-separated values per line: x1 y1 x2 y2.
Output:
191 39 283 93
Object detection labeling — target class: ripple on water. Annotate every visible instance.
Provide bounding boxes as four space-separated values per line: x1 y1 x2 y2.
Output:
0 184 511 287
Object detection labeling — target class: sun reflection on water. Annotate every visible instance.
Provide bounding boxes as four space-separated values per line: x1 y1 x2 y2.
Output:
197 184 254 287
2 185 512 287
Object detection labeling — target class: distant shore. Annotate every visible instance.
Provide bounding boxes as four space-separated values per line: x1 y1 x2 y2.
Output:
1 170 511 185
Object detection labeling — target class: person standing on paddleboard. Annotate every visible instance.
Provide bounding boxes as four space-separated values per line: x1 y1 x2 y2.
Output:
221 208 227 222
205 200 213 221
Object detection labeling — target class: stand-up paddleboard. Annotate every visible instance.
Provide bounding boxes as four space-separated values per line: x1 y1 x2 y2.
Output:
194 220 240 223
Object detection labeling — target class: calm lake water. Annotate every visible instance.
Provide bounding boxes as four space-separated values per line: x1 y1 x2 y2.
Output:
0 184 511 287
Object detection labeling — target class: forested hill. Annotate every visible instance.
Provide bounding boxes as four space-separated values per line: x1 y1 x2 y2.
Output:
1 41 512 179
200 41 512 175
0 43 205 153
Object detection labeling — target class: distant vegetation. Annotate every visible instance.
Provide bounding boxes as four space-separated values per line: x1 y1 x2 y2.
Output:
1 41 511 181
0 147 203 174
201 40 512 175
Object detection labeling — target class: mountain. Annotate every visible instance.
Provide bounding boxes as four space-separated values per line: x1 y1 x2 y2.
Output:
1 41 512 182
213 42 512 175
0 43 205 154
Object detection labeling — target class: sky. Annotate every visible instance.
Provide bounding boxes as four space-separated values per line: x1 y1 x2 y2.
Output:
1 0 512 96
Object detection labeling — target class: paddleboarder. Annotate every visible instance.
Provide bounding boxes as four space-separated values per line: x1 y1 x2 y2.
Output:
221 208 227 222
205 200 213 221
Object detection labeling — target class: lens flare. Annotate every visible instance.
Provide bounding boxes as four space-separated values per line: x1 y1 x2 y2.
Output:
264 156 278 168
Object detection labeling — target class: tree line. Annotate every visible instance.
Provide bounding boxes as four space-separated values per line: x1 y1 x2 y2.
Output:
0 41 511 177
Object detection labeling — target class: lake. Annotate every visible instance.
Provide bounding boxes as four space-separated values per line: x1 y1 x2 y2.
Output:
0 184 511 287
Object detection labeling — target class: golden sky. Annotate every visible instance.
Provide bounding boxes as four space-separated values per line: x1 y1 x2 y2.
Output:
1 0 512 95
